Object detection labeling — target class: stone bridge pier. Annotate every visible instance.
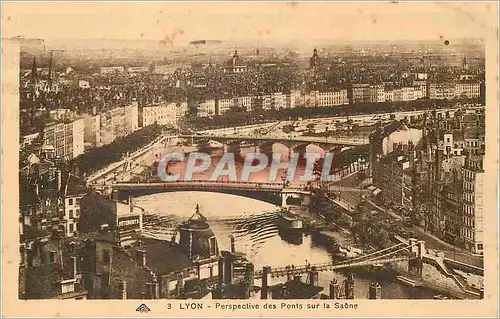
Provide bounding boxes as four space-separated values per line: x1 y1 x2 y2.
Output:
408 238 425 276
222 141 242 156
281 189 312 208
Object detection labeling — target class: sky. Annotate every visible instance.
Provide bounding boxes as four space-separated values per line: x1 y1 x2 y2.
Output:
2 1 497 45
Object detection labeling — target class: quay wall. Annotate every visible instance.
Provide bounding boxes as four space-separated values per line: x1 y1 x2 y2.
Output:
391 260 479 299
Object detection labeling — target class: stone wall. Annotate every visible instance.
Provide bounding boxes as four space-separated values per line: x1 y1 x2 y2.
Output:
392 259 463 296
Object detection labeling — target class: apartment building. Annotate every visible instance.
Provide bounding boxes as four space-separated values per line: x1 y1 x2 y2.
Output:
461 154 484 254
197 100 216 117
142 103 178 127
236 96 252 112
43 118 84 160
455 81 480 99
316 90 349 107
216 98 234 115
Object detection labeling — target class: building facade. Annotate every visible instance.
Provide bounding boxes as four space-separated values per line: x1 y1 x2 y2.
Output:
461 154 484 254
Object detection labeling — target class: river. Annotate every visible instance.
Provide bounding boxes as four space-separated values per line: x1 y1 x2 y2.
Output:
134 191 441 299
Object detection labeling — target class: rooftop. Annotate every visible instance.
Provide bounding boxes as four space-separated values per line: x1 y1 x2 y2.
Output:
226 51 247 68
270 280 324 299
129 241 193 275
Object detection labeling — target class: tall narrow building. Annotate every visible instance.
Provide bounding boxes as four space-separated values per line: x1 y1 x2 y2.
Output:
310 48 320 69
461 153 484 254
31 56 37 84
462 54 469 71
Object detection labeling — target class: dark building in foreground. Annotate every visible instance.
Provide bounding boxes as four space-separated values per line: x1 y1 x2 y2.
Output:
78 205 221 299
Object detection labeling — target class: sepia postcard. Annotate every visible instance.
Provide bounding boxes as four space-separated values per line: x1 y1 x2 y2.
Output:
1 1 499 318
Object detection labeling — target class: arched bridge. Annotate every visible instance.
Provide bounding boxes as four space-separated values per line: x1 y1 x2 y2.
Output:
179 134 369 148
94 181 313 207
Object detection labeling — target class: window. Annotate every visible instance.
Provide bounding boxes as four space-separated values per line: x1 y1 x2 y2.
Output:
69 223 74 233
103 250 110 264
76 198 81 206
477 244 483 250
49 251 56 263
209 237 217 256
69 210 74 219
76 209 80 216
69 198 73 206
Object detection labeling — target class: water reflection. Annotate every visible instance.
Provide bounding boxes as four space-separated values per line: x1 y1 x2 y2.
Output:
135 192 440 299
160 144 342 184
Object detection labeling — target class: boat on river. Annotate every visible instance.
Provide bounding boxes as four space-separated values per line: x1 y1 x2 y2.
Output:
277 209 304 245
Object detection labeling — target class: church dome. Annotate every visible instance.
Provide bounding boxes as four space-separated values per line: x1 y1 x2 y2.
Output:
226 50 246 67
176 205 218 260
224 51 247 73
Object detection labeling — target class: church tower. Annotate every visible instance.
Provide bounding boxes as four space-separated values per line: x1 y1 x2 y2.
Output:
462 54 469 71
310 48 319 69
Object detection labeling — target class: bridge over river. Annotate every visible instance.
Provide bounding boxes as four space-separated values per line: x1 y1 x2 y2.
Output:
92 181 314 207
179 133 369 147
252 241 420 279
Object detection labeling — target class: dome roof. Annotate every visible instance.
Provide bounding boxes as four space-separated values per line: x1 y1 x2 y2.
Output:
179 204 210 230
226 50 247 68
382 127 423 155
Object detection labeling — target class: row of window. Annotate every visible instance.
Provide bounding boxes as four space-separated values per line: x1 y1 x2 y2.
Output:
68 209 80 219
67 198 81 206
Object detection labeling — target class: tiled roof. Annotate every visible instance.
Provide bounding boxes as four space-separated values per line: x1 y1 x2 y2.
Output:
129 241 193 275
271 280 324 299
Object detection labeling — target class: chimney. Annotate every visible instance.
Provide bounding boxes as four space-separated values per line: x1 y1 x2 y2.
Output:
329 279 339 299
261 266 271 299
344 273 355 299
308 267 319 286
217 258 224 288
151 279 159 300
436 149 443 181
56 170 62 192
417 241 426 259
136 249 146 267
175 272 184 296
281 284 287 299
163 275 173 299
230 235 235 253
129 195 134 213
245 263 255 295
71 256 78 279
402 143 409 155
408 238 418 255
145 283 152 299
119 281 127 299
223 255 234 285
368 282 382 299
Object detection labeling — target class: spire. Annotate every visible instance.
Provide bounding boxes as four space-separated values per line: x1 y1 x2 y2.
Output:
462 54 469 71
189 204 207 223
233 50 239 58
31 56 37 84
48 50 53 81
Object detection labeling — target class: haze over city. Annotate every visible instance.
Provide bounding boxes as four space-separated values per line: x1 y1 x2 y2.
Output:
5 2 494 45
